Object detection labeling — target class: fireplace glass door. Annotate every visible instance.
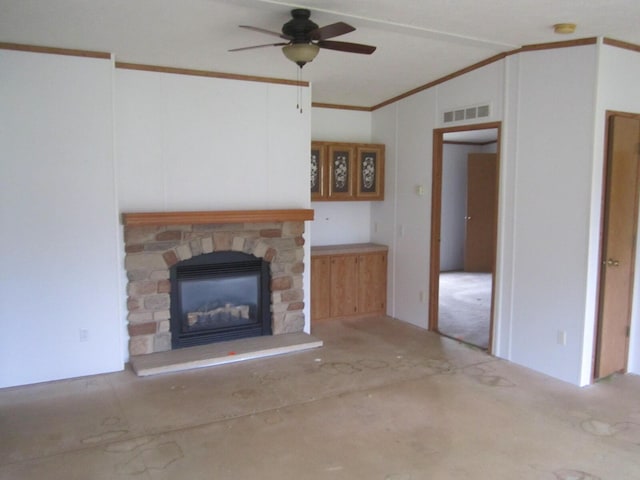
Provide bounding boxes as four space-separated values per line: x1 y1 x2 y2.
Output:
170 252 271 348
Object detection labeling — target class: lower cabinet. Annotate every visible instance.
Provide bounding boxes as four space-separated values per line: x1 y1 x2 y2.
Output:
357 252 387 315
311 244 387 321
310 256 331 320
329 254 359 317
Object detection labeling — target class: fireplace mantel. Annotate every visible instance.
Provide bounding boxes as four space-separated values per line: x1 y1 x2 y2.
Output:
122 209 314 226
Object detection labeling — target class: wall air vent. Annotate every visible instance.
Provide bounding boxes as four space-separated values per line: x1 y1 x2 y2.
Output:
443 103 491 124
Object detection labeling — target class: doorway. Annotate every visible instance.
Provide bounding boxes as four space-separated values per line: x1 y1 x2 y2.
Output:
594 111 640 379
429 123 501 351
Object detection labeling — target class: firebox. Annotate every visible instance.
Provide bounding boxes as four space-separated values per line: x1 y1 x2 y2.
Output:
169 251 271 349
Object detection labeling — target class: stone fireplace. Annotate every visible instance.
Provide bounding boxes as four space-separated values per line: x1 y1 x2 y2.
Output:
122 209 314 356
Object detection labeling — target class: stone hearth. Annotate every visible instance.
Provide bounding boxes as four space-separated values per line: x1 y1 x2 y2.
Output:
122 210 314 356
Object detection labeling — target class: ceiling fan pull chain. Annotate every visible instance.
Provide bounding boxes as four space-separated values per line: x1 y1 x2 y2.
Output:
297 67 302 114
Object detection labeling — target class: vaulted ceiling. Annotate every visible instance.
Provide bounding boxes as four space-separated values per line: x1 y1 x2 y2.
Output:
1 0 639 108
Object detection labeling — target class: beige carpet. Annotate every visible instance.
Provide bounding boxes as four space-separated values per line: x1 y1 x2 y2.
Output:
438 271 492 349
2 316 640 479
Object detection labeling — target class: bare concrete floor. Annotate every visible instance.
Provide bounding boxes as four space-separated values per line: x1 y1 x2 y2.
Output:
1 316 640 479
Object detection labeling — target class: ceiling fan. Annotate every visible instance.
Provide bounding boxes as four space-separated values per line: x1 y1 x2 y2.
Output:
229 8 376 68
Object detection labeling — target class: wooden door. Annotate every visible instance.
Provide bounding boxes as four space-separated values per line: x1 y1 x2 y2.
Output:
464 153 497 272
595 115 640 379
311 256 331 320
330 255 358 317
357 252 387 315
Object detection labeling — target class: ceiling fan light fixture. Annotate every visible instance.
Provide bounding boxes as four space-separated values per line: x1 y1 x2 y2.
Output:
282 43 319 68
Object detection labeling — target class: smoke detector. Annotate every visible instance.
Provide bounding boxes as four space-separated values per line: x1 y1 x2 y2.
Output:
553 23 577 34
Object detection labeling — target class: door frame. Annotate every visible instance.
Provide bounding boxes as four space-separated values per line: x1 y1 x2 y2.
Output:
429 121 502 352
592 110 640 379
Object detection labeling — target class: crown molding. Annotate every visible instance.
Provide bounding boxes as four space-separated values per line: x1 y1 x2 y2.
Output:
4 37 639 113
370 38 599 111
515 37 597 53
0 42 110 59
317 37 612 112
603 37 640 53
371 52 509 111
0 43 308 87
311 102 373 112
115 62 309 87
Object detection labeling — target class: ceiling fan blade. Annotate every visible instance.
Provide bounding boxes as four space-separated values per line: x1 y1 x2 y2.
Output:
317 40 376 55
309 22 355 41
229 42 289 52
239 25 292 41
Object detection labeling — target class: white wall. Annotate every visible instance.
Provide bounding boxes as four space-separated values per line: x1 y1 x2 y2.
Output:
115 68 312 340
502 45 599 385
339 43 640 386
595 43 640 376
0 50 312 388
311 203 372 245
310 107 373 246
311 108 371 143
372 62 504 330
436 60 505 129
440 144 470 271
371 46 630 386
0 50 122 388
116 69 310 211
391 93 438 328
371 105 400 318
4 42 638 389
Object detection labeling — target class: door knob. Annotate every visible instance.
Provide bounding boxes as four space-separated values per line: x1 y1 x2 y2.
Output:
606 258 620 267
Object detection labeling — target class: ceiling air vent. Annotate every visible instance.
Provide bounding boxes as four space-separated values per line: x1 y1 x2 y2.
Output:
477 104 490 118
443 103 491 124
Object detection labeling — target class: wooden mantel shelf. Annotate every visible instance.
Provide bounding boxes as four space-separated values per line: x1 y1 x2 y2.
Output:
122 209 315 227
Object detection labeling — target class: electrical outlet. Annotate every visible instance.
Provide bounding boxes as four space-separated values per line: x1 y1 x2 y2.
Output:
79 328 89 342
419 291 425 303
556 330 566 346
399 225 405 237
374 222 379 233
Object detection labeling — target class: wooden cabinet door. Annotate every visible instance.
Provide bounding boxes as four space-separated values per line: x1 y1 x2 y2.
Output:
311 142 327 201
328 145 356 200
358 252 387 315
311 256 331 320
355 145 385 200
330 255 359 317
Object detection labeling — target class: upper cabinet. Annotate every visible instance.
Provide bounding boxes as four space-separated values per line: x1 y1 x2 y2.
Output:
328 144 355 200
355 145 385 200
311 141 385 201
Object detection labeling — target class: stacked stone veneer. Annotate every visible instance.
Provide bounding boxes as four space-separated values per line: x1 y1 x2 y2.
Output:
124 221 306 356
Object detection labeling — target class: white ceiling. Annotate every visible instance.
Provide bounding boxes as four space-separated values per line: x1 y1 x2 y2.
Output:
1 0 639 107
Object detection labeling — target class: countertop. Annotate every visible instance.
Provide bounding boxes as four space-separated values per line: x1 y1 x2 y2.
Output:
310 242 388 256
